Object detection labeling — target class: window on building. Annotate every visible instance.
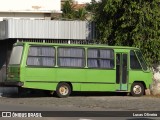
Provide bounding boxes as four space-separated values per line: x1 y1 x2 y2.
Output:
27 46 55 67
87 49 114 68
58 47 85 67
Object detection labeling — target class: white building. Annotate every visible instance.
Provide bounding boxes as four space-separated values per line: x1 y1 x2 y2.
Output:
0 0 61 21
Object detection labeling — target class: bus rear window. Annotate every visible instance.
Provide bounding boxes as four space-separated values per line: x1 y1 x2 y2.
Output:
9 46 23 65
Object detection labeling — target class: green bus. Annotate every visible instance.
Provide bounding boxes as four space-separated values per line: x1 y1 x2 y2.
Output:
5 42 152 97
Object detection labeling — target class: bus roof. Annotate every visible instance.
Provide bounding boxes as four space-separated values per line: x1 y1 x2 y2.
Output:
14 42 139 50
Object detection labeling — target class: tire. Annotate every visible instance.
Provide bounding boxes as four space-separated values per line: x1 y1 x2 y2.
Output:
131 82 144 97
56 83 71 98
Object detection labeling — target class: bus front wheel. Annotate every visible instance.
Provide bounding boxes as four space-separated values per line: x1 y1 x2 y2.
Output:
56 83 71 98
131 82 144 97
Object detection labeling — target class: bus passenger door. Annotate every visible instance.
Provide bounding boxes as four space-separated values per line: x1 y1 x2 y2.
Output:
116 53 128 91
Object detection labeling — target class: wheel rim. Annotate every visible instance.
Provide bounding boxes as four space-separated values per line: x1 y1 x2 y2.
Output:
59 86 69 96
133 85 142 94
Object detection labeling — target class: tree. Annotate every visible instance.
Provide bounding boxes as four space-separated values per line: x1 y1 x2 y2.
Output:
62 0 75 19
75 8 87 20
85 0 99 21
62 0 87 20
88 0 160 65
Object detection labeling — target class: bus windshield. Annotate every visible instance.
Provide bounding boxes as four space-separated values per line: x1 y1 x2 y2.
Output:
9 46 23 65
136 50 148 71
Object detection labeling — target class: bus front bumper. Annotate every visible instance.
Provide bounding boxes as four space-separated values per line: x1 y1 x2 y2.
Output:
3 81 24 87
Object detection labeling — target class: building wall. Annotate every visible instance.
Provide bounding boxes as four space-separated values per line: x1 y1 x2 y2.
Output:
0 0 61 12
0 12 51 21
0 0 61 21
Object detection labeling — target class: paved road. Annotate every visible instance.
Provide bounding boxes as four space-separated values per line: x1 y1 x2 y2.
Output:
0 93 160 120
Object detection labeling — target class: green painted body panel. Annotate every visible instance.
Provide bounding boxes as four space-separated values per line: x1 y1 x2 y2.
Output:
22 68 116 91
7 42 152 93
24 82 58 90
128 70 152 89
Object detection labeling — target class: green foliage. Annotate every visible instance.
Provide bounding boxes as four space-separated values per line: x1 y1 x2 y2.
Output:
88 0 160 66
62 0 75 19
85 0 99 20
75 8 87 20
62 0 87 20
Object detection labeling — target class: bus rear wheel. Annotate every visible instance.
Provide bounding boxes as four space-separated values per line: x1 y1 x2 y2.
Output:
131 82 144 97
56 83 71 98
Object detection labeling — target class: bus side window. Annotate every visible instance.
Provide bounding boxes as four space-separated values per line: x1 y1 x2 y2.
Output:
27 46 55 67
87 49 114 69
58 47 85 68
130 50 141 70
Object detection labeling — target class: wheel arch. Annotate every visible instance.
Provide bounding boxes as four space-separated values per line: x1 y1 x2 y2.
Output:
132 81 146 90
